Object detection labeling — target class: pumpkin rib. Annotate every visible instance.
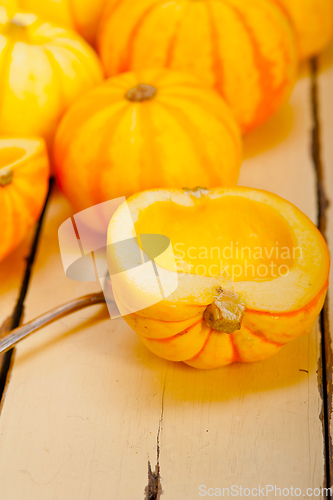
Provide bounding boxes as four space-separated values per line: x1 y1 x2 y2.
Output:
56 99 128 188
131 310 203 325
246 280 329 317
98 0 127 37
164 1 191 69
155 100 235 186
1 189 17 251
160 92 241 153
224 1 276 130
90 104 130 204
0 138 49 261
268 0 293 25
141 318 203 343
252 0 295 76
8 149 48 218
118 0 168 73
137 101 167 191
0 39 15 127
205 0 226 100
43 47 66 111
7 173 42 214
46 43 99 97
65 0 80 33
56 94 129 161
228 333 241 363
184 327 213 362
243 325 285 347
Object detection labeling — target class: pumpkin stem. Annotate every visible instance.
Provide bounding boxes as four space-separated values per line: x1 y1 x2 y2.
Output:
126 84 156 102
0 167 13 187
204 289 245 334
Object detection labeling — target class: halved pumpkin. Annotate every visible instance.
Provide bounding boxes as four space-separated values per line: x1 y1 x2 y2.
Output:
107 187 330 369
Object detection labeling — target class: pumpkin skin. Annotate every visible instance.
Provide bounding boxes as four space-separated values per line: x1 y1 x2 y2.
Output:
54 69 242 212
9 0 108 45
107 187 330 369
0 8 103 146
0 138 49 262
277 0 333 60
97 0 298 133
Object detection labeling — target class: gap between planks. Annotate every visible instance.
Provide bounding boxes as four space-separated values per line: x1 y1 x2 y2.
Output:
0 179 54 413
310 57 333 488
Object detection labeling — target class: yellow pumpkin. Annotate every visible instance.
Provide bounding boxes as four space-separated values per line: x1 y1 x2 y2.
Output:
5 0 108 46
107 187 330 369
54 69 242 212
277 0 333 60
0 7 103 146
97 0 298 133
0 138 49 262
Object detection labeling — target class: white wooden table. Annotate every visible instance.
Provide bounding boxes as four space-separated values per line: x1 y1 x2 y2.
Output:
0 49 332 499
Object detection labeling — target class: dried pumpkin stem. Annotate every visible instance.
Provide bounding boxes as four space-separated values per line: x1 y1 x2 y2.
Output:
126 84 156 102
204 289 245 334
0 167 13 187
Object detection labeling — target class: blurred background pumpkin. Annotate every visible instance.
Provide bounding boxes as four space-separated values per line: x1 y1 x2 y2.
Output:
97 0 298 134
54 69 242 212
0 138 49 262
3 0 108 46
0 6 103 147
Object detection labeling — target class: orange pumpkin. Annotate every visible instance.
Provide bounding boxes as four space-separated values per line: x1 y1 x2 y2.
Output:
97 0 298 133
8 0 108 46
107 187 330 369
277 0 333 60
0 138 49 262
54 69 242 212
0 7 103 146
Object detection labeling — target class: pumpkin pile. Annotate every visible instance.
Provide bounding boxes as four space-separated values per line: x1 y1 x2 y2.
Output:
0 0 331 368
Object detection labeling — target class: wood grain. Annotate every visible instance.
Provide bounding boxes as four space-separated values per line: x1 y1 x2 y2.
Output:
0 61 330 499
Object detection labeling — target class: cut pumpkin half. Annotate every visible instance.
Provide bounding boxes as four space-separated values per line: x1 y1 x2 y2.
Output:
107 187 330 369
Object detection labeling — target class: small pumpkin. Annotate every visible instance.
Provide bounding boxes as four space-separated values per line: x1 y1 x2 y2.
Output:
8 0 108 46
0 7 103 146
107 187 330 369
54 69 242 212
97 0 298 133
0 138 49 262
278 0 333 60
